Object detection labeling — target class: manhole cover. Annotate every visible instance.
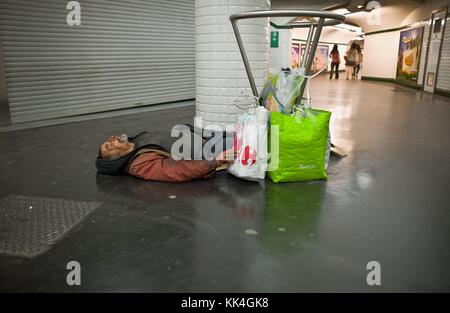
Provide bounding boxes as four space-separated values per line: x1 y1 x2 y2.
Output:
0 195 101 258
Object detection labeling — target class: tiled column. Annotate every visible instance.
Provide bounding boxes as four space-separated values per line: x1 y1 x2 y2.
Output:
195 0 270 129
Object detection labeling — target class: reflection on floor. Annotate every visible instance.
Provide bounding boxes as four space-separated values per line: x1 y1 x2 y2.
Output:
0 77 449 292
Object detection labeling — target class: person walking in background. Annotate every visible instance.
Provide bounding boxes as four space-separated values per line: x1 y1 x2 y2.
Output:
329 44 340 79
354 44 363 79
344 42 358 80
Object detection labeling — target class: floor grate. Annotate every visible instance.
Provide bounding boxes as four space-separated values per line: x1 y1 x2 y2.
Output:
0 195 101 258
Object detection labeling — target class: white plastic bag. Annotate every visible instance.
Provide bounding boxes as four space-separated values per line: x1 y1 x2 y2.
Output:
259 70 304 114
227 106 269 181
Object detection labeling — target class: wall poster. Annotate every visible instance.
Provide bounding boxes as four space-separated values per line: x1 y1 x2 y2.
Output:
291 43 300 69
396 27 424 82
300 44 329 73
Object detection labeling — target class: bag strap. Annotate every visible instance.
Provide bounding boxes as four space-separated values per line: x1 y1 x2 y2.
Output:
132 148 171 160
125 148 172 172
126 147 228 173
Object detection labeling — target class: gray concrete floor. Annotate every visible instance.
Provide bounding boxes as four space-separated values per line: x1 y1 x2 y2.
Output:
0 76 449 292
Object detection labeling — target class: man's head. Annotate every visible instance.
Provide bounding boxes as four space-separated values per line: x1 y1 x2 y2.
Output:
98 134 135 160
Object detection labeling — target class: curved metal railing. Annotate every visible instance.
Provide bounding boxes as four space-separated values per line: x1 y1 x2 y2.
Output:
230 10 346 101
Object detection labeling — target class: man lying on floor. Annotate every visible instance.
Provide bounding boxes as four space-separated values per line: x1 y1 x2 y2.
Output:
95 127 234 182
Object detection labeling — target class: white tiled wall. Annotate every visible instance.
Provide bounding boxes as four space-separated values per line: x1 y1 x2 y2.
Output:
361 31 400 79
195 0 270 129
268 27 291 73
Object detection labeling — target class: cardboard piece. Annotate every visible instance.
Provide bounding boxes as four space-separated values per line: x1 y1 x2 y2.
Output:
330 142 348 157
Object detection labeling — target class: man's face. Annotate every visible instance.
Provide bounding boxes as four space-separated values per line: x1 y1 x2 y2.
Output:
99 134 132 159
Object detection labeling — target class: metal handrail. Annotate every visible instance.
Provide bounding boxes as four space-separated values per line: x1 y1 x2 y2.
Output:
230 10 345 103
230 10 344 27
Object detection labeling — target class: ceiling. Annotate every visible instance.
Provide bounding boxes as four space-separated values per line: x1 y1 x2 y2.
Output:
271 0 448 32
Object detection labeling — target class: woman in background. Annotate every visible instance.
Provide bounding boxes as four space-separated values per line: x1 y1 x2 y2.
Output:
344 42 358 80
354 44 363 79
329 44 340 79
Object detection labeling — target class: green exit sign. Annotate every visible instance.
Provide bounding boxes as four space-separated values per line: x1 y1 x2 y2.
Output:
270 31 279 48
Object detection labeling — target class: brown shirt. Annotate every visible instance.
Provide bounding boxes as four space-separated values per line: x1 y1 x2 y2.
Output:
126 152 220 182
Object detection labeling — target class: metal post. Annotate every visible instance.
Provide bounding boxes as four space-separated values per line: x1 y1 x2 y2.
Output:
230 19 259 97
298 17 325 103
300 24 315 69
297 24 315 105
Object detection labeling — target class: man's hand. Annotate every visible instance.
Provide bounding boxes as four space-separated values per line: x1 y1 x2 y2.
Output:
215 149 236 166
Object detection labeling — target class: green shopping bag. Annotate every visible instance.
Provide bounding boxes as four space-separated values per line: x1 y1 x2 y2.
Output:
267 109 331 182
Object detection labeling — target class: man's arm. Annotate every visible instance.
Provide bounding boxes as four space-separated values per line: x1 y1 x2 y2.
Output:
127 152 222 182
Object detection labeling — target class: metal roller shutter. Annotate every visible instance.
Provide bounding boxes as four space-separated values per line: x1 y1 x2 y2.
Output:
0 0 195 123
436 18 450 92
